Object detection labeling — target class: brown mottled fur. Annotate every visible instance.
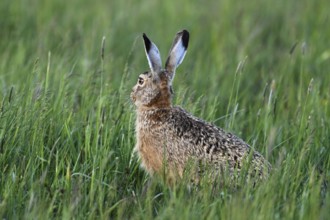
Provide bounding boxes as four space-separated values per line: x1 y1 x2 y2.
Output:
131 30 271 184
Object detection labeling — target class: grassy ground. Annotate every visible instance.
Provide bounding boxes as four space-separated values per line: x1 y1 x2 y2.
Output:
0 0 329 219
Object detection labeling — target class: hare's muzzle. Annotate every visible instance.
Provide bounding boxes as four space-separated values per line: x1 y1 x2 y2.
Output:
130 90 136 103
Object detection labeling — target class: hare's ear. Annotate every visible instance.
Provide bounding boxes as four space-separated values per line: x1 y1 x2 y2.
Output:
143 33 162 73
165 30 189 80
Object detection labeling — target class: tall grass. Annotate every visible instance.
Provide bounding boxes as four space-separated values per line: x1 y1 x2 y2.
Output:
0 0 329 219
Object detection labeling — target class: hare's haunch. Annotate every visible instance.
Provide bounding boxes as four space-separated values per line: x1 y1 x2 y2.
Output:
131 30 271 183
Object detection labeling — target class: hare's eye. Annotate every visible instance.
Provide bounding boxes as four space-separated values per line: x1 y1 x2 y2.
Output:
138 77 144 85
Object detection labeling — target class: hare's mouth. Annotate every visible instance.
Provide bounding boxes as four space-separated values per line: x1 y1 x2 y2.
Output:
130 92 136 102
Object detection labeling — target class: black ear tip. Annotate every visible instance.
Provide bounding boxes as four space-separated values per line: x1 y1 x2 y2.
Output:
182 29 189 36
181 30 189 49
143 33 151 52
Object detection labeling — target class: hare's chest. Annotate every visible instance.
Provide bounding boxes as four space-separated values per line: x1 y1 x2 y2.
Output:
136 132 164 175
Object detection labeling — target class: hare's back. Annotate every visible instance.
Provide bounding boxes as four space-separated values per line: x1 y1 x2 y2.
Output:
167 107 251 155
167 107 269 176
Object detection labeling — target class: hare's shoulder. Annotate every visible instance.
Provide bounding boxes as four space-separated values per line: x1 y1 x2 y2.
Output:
168 107 250 151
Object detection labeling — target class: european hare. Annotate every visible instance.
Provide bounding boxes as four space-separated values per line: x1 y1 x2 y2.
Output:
131 30 271 184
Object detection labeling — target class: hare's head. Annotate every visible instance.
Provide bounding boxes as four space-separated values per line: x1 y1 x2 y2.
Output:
131 30 189 110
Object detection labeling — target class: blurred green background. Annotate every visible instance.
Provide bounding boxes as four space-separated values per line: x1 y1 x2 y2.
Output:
0 0 329 219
